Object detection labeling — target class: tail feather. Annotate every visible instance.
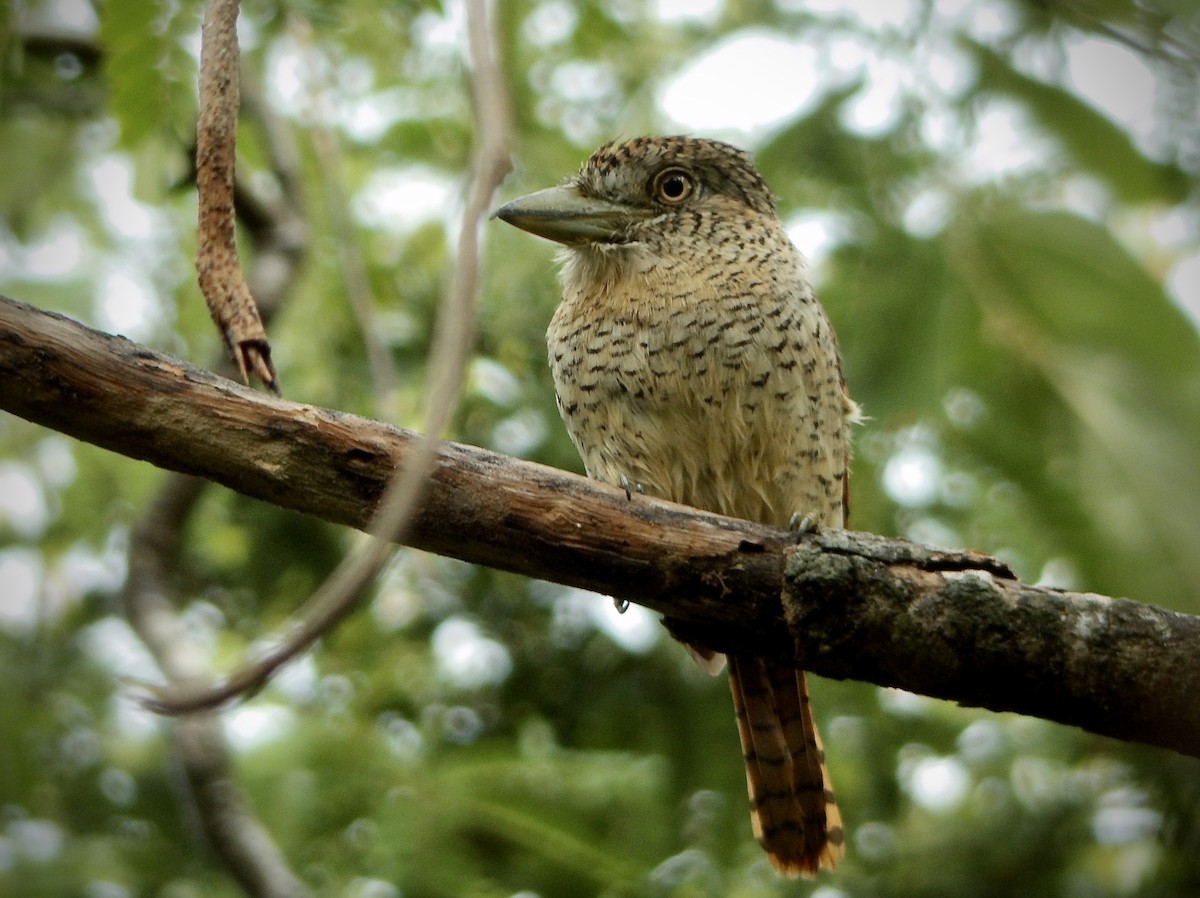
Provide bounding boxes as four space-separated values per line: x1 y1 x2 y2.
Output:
728 652 844 877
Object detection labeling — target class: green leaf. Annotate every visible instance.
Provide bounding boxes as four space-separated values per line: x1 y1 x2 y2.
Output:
99 0 199 148
964 206 1200 380
964 39 1190 204
948 203 1200 607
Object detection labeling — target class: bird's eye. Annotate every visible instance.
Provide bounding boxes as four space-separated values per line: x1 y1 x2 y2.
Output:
651 168 694 205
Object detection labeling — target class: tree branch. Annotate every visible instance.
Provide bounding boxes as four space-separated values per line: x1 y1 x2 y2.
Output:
119 73 312 896
153 0 516 713
195 0 277 390
1 294 1197 758
124 475 311 898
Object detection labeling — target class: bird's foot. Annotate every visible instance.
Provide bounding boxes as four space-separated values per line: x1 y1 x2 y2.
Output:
619 474 645 501
789 512 819 535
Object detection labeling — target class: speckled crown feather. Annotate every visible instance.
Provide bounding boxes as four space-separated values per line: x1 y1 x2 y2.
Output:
570 135 777 217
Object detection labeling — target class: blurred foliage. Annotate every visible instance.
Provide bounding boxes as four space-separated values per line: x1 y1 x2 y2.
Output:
2 0 1199 896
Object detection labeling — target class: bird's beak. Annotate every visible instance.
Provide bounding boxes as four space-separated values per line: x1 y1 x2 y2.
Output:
491 185 651 245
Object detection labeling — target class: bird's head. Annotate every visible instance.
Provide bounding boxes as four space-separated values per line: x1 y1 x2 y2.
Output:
493 136 780 258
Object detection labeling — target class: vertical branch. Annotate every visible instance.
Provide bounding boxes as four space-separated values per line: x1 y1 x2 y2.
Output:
196 0 277 391
433 0 513 408
276 15 398 416
121 55 312 897
237 66 308 321
312 121 401 416
124 478 311 898
143 0 513 715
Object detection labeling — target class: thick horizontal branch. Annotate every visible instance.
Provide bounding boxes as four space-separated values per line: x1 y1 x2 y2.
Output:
2 294 1198 758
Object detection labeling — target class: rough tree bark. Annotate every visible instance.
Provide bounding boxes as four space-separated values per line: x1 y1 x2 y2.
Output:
1 293 1197 759
194 0 277 391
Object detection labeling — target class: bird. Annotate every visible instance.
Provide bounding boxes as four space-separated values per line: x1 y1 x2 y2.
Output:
493 136 857 876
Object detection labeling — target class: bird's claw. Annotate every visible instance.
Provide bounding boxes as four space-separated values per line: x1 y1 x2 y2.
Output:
789 512 819 535
619 475 645 501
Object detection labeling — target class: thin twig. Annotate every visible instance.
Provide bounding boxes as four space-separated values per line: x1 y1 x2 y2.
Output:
286 15 399 416
237 66 308 321
195 0 277 391
119 58 312 896
124 478 311 898
142 0 513 714
312 123 401 415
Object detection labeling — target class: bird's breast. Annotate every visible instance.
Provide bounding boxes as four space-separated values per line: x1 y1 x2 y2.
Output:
548 267 849 526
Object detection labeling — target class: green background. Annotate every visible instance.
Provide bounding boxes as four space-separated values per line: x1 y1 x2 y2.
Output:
1 0 1198 895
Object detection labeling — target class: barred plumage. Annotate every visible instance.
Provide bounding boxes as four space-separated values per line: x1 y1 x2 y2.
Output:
496 136 856 876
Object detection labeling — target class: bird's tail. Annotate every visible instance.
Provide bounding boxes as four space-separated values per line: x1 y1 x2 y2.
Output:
728 652 844 877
